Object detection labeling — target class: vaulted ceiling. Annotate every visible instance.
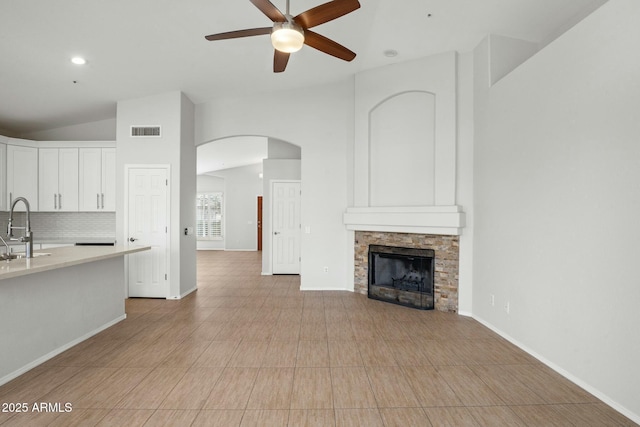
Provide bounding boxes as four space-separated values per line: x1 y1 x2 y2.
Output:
0 0 607 135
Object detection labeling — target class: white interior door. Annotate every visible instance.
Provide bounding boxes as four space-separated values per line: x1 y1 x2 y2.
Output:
272 181 301 274
127 167 169 298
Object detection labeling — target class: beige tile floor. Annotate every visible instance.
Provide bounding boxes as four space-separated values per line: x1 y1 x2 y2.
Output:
0 251 636 426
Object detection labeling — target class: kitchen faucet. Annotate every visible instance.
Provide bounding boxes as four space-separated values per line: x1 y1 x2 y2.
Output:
7 197 33 258
0 234 10 259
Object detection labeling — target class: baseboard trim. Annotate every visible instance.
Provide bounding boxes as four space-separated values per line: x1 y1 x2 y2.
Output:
180 286 197 299
473 315 640 425
0 314 126 387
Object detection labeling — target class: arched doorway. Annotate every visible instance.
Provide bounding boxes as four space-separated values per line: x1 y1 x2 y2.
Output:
196 135 301 275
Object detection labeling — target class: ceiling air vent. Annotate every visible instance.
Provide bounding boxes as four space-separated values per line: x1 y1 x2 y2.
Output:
130 125 161 137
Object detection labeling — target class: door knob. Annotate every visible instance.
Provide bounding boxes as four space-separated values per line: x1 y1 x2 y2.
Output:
274 231 280 235
129 237 138 242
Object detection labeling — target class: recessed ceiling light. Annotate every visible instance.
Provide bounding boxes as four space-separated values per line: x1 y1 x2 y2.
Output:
71 57 86 65
383 49 398 58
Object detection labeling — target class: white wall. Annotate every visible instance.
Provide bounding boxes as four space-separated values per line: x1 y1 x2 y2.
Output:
456 52 476 316
369 91 436 206
208 163 263 251
197 174 225 193
116 91 197 299
195 80 352 290
473 0 640 421
268 138 301 159
488 35 539 85
179 93 197 297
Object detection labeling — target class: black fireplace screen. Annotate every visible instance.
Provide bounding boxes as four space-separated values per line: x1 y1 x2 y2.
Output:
368 245 435 310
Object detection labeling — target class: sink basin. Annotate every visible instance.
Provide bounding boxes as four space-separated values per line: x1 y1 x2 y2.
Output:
1 252 51 260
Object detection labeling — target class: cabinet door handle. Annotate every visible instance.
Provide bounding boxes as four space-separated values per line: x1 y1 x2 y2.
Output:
54 194 57 210
101 193 104 209
97 194 100 209
59 193 62 209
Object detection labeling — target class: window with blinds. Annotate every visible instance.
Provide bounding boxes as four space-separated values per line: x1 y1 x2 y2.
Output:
196 193 223 240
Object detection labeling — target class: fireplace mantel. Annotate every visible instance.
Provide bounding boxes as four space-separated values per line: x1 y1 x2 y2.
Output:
343 206 465 236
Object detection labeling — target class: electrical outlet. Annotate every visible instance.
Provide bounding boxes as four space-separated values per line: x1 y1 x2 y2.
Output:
491 295 495 306
323 266 329 273
505 301 510 314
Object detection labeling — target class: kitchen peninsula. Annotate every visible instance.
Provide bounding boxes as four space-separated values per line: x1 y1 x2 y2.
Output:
0 244 150 385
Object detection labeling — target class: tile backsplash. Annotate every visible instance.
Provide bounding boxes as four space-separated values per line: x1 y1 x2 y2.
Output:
0 212 115 241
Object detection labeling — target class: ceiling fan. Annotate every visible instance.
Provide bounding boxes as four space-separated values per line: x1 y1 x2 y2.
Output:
205 0 361 73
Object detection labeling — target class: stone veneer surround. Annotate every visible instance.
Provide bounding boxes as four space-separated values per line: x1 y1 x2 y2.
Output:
354 231 459 312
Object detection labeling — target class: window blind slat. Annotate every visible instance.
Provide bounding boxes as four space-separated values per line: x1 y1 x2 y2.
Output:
196 193 223 240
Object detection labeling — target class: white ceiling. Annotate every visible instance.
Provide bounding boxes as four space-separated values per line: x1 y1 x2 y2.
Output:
0 0 607 135
197 136 267 174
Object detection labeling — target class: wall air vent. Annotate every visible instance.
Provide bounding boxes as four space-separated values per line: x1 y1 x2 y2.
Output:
130 125 161 137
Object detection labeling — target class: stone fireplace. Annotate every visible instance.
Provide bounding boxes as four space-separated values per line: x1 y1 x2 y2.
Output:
354 231 459 312
345 53 464 312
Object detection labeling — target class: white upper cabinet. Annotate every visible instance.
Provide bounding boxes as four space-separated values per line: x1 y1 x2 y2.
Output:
79 148 115 211
7 145 38 211
101 148 116 211
38 148 79 211
1 138 115 213
0 143 6 211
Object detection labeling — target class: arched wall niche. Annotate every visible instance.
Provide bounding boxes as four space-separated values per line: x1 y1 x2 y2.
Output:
346 52 463 237
369 90 436 207
352 52 458 208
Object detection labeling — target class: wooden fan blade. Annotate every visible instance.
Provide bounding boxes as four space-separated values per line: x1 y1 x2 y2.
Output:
303 30 356 61
294 0 360 29
250 0 286 22
205 27 272 41
274 50 290 73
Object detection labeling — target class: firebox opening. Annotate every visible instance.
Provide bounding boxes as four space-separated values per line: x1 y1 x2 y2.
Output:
368 245 435 310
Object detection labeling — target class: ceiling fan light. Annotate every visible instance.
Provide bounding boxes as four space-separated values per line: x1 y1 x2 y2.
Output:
271 22 304 53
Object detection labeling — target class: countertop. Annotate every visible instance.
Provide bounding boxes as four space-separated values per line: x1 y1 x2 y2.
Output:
0 244 150 280
4 237 117 246
38 237 116 244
